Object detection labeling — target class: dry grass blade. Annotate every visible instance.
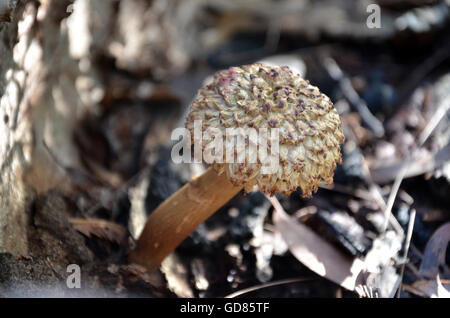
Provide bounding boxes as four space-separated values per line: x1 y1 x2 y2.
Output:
268 195 364 291
382 97 450 232
224 277 313 298
69 218 129 245
397 209 416 297
321 56 384 137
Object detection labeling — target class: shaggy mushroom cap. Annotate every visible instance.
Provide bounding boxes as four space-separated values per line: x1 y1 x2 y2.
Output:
186 63 345 196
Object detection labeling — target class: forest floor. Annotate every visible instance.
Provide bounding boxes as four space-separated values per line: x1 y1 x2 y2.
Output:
0 0 449 298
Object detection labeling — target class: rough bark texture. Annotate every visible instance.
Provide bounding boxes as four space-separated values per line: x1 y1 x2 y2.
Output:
0 0 190 256
0 0 79 255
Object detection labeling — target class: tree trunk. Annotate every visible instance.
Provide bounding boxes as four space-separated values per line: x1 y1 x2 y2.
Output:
0 0 190 256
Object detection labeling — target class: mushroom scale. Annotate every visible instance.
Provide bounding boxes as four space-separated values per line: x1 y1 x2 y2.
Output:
186 63 345 197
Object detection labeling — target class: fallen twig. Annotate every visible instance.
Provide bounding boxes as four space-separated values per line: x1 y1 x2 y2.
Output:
396 40 450 109
396 209 416 298
321 56 385 137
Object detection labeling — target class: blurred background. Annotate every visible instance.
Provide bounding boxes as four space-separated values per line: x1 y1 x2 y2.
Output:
0 0 449 298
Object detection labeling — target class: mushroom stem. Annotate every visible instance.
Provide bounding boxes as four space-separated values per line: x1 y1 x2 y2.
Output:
129 167 242 272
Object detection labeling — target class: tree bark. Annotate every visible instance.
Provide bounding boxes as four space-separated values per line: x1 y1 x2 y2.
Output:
0 0 190 256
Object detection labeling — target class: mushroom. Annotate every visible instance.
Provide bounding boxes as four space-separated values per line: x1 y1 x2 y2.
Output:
129 63 345 272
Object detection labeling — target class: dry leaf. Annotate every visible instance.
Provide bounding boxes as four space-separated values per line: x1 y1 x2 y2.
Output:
419 222 450 279
69 218 129 246
405 277 450 298
119 263 165 289
269 196 364 291
160 254 194 298
406 222 450 298
436 275 450 298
